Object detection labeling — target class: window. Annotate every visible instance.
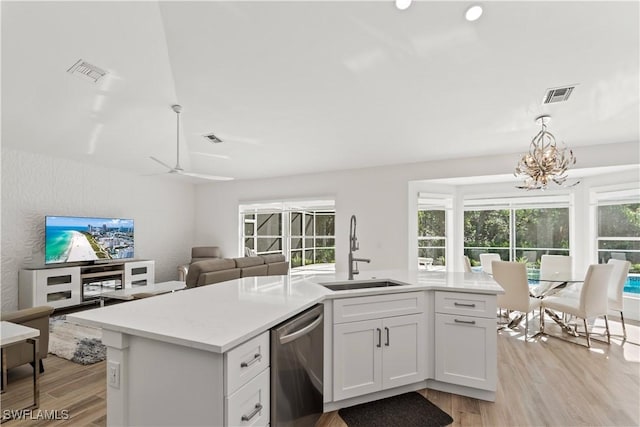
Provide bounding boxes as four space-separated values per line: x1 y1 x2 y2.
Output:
417 194 451 270
591 186 640 294
244 213 282 255
464 209 510 264
514 208 570 264
595 197 640 294
418 210 446 268
290 211 335 268
463 195 570 268
240 200 335 271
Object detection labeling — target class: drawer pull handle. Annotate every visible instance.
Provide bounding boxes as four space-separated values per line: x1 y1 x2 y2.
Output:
454 302 476 308
240 353 261 368
376 328 382 348
385 327 390 346
454 319 476 325
241 403 263 422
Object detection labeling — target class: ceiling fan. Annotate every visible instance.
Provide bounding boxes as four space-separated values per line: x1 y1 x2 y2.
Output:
150 104 234 181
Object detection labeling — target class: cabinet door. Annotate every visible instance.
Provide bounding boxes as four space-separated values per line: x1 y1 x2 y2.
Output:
381 313 426 390
124 261 155 286
35 267 81 308
434 313 496 391
333 319 382 401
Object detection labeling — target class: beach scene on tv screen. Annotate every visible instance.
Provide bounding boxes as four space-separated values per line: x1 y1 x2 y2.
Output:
45 216 134 264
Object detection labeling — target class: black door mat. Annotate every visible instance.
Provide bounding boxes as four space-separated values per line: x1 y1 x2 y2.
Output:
338 392 454 427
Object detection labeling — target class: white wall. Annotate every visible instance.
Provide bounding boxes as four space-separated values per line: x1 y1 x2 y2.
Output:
1 148 196 311
195 141 639 276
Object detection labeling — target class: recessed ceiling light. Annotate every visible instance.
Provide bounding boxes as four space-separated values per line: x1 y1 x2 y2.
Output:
465 5 483 22
395 0 412 11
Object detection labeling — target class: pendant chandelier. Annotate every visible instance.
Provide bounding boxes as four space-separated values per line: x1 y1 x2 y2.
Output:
514 115 577 190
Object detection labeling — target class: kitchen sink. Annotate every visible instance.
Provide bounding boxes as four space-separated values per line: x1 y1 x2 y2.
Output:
321 280 409 291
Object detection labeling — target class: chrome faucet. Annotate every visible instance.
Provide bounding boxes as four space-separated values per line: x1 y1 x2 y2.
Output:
348 215 370 280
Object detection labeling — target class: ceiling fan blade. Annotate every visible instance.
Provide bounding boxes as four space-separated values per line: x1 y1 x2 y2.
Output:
149 156 174 171
179 171 234 181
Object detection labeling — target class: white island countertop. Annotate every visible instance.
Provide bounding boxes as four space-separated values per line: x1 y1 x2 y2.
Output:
68 270 502 354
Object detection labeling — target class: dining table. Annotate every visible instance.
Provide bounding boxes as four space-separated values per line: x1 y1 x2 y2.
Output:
529 272 584 298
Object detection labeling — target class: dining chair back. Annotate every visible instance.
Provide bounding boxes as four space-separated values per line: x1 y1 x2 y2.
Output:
540 255 572 280
493 261 531 312
542 263 614 347
610 252 626 261
480 253 501 274
492 261 541 339
580 264 613 318
463 256 472 273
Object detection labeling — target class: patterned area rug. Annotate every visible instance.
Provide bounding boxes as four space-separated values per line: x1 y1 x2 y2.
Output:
49 315 106 365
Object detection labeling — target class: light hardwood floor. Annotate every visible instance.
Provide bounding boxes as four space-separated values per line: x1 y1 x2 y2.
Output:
2 316 639 426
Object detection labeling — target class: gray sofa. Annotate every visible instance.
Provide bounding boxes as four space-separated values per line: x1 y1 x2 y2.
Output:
185 254 289 288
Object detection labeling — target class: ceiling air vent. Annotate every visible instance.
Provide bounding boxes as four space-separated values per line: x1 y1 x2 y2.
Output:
204 133 223 143
542 85 576 104
67 59 107 83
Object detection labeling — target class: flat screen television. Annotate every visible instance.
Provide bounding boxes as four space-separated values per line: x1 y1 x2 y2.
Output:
45 216 134 265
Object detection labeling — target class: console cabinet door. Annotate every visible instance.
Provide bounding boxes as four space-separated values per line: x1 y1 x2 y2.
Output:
333 319 382 401
381 313 426 390
434 313 496 391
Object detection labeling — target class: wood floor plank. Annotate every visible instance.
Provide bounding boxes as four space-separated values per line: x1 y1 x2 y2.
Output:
1 316 638 426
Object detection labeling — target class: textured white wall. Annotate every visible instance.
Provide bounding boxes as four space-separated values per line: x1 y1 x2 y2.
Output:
1 148 196 311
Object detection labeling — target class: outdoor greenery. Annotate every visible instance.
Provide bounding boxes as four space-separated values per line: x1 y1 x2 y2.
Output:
417 210 446 264
515 208 569 250
598 204 640 237
464 210 509 249
598 203 640 273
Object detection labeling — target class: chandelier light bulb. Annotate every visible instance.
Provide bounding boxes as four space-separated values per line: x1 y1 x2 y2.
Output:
396 0 412 11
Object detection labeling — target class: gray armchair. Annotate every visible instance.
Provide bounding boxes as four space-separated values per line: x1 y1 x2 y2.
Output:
1 305 54 374
178 246 222 281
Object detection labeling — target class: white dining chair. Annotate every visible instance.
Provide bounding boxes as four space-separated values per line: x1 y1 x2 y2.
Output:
539 254 572 280
479 253 501 274
559 258 631 339
463 256 472 273
541 263 614 348
492 261 542 340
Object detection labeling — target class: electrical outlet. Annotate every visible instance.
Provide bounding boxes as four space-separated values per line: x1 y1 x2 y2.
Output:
107 361 120 389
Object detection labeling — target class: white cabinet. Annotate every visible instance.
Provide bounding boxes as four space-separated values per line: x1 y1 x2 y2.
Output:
19 260 155 309
224 331 270 427
333 318 381 399
332 293 426 401
434 291 496 392
124 260 154 286
19 266 81 309
382 313 426 390
225 367 270 427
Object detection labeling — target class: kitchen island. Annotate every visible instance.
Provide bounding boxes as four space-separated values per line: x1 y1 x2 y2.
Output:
69 270 503 426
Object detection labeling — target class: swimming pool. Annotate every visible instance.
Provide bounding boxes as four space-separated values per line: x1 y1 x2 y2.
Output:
624 275 640 295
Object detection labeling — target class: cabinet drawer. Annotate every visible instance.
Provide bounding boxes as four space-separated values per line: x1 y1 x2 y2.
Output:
225 331 270 395
333 292 424 324
225 367 270 427
435 291 496 319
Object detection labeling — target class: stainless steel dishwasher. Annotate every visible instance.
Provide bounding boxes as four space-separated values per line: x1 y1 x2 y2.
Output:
271 304 324 427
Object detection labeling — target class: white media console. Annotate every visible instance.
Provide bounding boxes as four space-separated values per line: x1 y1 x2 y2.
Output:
18 260 155 309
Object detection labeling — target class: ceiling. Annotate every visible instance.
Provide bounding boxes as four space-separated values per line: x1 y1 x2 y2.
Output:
2 1 638 182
